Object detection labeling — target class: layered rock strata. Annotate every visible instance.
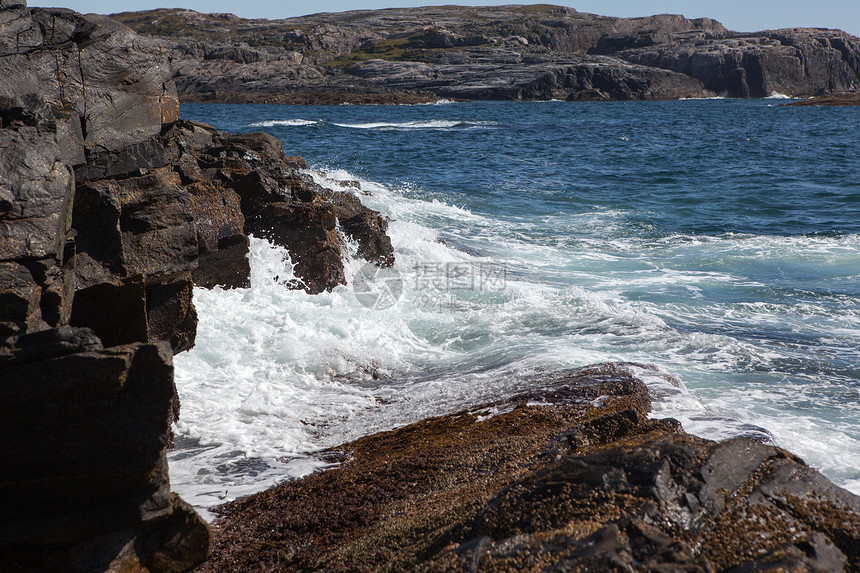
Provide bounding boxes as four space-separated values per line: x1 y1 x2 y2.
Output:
0 1 393 570
198 364 860 573
112 5 860 103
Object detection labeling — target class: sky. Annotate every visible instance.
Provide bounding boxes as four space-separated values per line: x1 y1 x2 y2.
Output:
25 0 860 37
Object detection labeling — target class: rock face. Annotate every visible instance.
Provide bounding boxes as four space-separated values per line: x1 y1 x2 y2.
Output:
620 28 860 98
1 1 394 570
112 5 860 102
0 2 208 570
0 328 210 573
195 364 860 572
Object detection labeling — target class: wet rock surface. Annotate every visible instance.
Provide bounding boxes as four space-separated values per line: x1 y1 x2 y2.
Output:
113 5 860 102
197 363 860 573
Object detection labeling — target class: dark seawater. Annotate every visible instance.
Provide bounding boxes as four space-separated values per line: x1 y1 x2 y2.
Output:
173 99 860 513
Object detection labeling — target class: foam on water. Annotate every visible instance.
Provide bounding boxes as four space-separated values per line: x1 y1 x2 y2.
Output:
415 99 456 105
171 165 860 514
249 119 318 127
331 119 495 130
246 118 498 130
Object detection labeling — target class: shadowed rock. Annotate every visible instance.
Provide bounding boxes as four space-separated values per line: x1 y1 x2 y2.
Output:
247 201 346 293
0 328 210 572
0 2 215 570
173 120 394 293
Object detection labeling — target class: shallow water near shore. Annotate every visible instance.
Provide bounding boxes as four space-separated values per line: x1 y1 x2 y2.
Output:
171 100 860 514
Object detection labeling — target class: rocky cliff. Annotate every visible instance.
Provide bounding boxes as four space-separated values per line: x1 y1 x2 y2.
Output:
0 1 393 570
111 5 860 103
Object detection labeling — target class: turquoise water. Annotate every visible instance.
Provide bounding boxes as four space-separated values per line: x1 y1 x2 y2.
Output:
173 99 860 512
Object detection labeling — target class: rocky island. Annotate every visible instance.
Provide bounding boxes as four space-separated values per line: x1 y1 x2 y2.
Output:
113 4 860 103
2 2 860 572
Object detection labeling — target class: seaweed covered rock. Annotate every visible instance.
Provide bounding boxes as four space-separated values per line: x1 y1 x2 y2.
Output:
199 363 860 572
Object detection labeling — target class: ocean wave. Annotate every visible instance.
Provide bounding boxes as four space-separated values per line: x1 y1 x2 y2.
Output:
414 99 457 106
331 119 495 130
171 163 860 512
248 119 318 127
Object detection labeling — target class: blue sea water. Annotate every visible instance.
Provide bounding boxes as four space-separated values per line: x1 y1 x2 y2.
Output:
172 99 860 513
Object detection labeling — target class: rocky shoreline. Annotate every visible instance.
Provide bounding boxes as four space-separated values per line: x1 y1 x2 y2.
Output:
113 5 860 103
198 364 860 572
2 2 860 572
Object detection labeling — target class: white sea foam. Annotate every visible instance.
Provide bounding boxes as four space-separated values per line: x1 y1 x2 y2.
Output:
414 99 456 105
170 167 860 512
331 120 495 130
766 92 794 99
248 119 318 127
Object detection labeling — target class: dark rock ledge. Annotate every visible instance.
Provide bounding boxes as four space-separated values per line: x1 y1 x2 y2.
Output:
1 1 392 571
198 363 860 573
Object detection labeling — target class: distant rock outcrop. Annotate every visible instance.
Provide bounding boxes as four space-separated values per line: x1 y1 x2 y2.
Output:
784 91 860 105
111 5 860 102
